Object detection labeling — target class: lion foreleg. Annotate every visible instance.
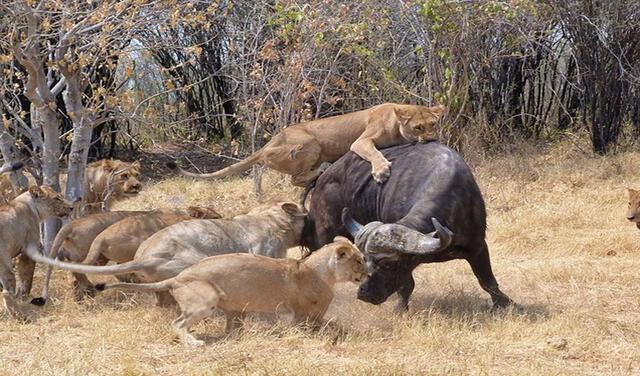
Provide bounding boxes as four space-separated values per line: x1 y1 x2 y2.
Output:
350 135 392 183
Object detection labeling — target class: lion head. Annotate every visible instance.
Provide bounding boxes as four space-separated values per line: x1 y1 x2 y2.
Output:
395 104 445 143
84 159 143 212
626 188 640 228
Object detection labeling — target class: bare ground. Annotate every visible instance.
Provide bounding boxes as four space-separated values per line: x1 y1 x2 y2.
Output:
2 140 639 375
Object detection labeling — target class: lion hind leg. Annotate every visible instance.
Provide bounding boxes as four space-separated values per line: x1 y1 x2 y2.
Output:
0 259 26 321
16 254 36 299
263 134 323 187
171 281 223 346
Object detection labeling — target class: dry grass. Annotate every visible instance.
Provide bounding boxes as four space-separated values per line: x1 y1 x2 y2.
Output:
2 141 640 375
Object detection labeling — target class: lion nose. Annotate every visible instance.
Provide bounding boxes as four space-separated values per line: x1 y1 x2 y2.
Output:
131 183 142 191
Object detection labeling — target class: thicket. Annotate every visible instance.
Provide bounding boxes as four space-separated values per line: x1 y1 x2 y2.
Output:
2 0 640 165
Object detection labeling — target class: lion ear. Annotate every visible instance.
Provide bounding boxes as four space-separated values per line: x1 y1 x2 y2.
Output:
393 106 413 122
335 245 351 259
101 159 116 172
628 188 638 198
132 160 141 169
28 185 44 198
187 206 205 218
430 105 445 119
281 202 307 217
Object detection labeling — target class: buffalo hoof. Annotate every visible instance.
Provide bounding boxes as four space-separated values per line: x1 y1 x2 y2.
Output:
491 296 516 312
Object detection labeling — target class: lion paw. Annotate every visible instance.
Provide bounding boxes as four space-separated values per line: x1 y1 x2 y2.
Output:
372 161 392 184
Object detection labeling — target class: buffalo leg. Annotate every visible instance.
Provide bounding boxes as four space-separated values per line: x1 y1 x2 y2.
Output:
395 274 415 313
466 243 513 308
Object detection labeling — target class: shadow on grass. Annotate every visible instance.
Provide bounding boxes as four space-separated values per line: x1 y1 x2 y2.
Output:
408 292 549 323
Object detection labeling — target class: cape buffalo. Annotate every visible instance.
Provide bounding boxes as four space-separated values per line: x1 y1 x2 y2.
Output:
303 142 513 311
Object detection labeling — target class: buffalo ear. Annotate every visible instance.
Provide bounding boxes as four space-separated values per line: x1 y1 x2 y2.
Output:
430 104 445 118
28 185 43 198
281 202 307 217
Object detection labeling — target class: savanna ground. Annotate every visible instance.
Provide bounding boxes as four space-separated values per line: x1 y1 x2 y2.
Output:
2 138 640 375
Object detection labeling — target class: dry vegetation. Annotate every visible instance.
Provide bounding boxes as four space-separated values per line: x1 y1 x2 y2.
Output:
2 139 640 375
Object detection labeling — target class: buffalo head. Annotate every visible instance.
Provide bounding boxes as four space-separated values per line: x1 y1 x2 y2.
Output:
342 208 452 305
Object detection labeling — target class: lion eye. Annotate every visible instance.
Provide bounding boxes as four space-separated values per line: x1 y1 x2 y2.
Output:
121 174 128 179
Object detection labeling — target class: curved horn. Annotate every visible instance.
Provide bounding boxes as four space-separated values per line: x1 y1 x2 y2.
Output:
431 217 453 249
342 208 362 237
363 218 453 256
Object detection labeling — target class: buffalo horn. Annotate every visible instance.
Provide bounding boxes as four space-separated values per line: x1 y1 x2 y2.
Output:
342 208 362 238
362 218 453 256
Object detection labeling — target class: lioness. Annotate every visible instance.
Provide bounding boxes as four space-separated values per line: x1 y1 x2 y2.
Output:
0 159 142 214
27 202 307 307
626 188 640 228
0 161 25 205
80 159 143 215
34 206 220 304
71 207 222 299
168 103 445 186
96 237 367 346
0 185 73 320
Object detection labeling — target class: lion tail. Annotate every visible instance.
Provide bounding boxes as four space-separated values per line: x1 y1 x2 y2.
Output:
25 244 150 276
167 149 264 180
36 224 73 305
95 278 175 293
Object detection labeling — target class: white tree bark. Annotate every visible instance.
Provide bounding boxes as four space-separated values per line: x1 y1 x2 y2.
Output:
61 73 92 203
0 129 29 192
37 103 63 251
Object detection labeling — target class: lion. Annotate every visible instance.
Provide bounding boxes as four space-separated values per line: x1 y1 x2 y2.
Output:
79 159 143 215
71 206 222 299
0 161 27 205
168 103 445 186
33 206 220 305
95 237 367 346
27 202 307 307
626 188 640 229
0 159 142 215
0 185 73 320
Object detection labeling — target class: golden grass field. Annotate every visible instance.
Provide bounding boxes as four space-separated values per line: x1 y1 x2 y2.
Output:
2 140 640 375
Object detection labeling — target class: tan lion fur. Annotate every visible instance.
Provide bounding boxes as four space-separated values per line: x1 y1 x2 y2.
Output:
71 206 222 298
80 159 143 215
626 188 640 228
37 207 218 303
0 159 142 213
27 202 308 307
0 186 72 320
172 103 445 186
98 237 367 346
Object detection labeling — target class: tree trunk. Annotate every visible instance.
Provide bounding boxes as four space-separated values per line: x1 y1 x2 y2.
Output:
0 130 29 192
36 103 62 252
63 76 92 203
